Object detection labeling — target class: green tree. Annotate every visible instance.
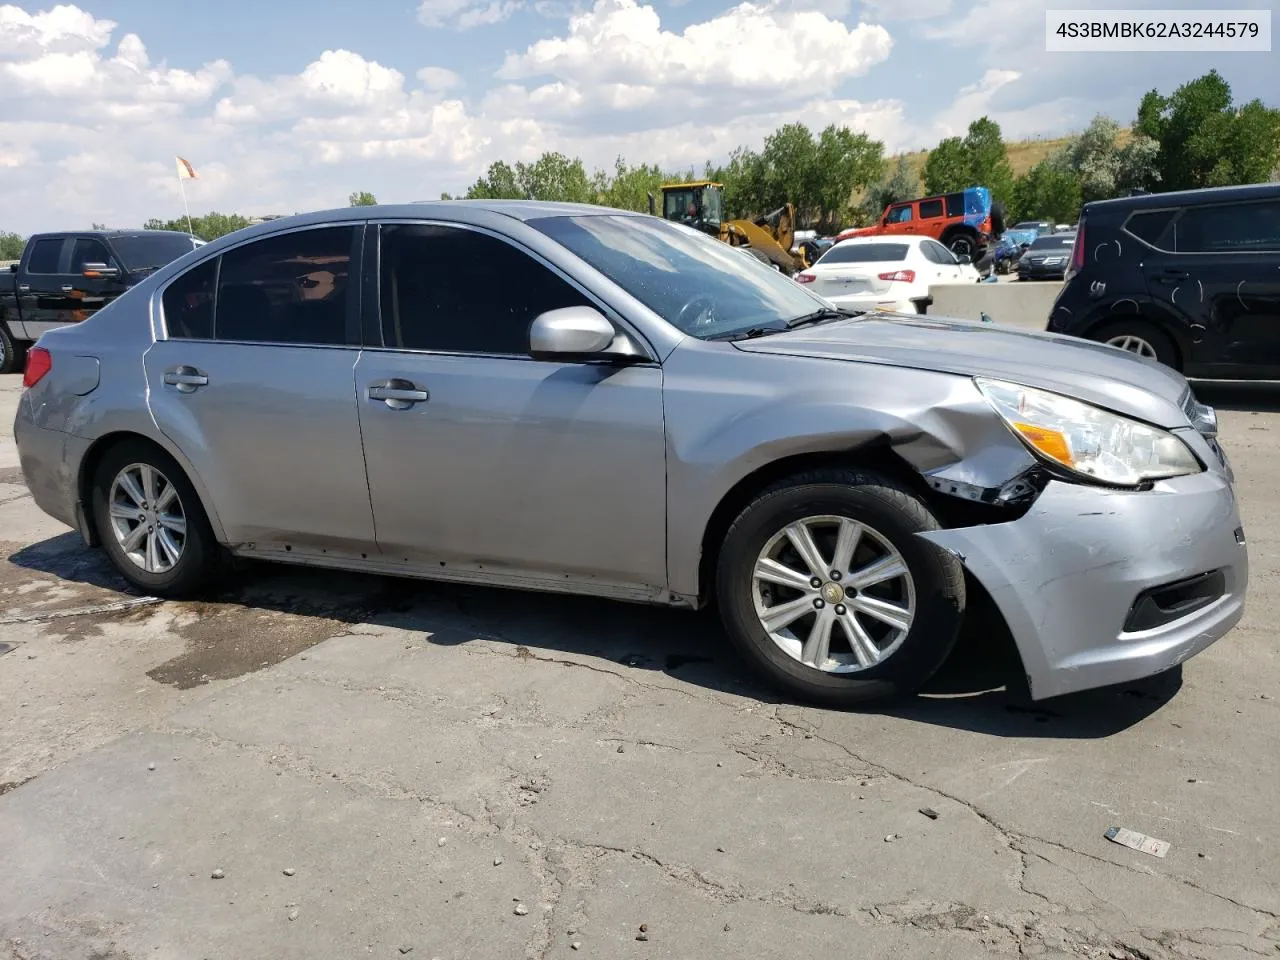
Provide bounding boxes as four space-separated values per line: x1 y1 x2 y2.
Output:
514 152 594 203
0 231 25 260
143 211 252 241
812 125 884 232
922 137 968 194
1137 69 1280 190
594 156 677 212
963 117 1015 209
463 160 524 199
922 118 1015 207
861 155 919 221
348 190 377 206
1011 150 1082 224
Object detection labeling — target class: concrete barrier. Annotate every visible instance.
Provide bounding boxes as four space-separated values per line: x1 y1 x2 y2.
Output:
926 280 1063 332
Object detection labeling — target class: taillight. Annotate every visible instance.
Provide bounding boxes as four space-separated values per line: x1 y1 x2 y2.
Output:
1069 220 1085 274
23 346 51 388
878 269 915 283
796 272 816 283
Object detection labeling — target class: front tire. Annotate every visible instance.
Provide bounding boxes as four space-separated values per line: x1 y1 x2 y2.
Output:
715 469 965 707
91 439 223 597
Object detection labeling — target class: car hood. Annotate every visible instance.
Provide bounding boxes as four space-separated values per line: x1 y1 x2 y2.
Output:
732 312 1191 427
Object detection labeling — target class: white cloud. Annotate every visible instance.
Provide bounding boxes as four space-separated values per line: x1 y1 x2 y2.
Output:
860 0 949 20
499 0 893 97
0 2 113 56
418 0 524 28
418 65 462 90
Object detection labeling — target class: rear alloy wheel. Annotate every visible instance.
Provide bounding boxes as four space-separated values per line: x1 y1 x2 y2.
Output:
946 232 977 260
92 440 223 596
716 468 965 706
1091 319 1179 371
0 324 23 375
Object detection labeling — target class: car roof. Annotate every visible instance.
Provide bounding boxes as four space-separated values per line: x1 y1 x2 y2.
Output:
1085 181 1280 213
833 235 925 246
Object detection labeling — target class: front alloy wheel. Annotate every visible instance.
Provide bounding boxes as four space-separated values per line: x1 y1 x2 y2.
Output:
753 515 915 672
1105 334 1158 360
715 468 966 707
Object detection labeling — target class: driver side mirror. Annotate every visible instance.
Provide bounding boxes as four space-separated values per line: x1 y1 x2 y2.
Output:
956 254 971 264
529 306 645 364
81 262 120 279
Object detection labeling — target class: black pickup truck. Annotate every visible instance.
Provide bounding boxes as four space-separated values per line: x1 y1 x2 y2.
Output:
0 229 202 373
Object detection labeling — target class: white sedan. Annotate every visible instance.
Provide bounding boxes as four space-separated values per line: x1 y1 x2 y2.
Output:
795 236 980 313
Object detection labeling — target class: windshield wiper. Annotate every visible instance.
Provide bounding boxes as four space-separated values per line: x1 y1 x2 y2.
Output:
705 325 785 341
785 307 861 329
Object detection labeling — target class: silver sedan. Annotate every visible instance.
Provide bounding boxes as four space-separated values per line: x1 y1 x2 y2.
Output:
14 201 1247 706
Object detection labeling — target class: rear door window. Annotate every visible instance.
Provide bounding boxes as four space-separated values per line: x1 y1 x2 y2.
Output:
162 258 217 340
1168 199 1280 254
25 238 64 274
918 199 944 219
214 226 359 345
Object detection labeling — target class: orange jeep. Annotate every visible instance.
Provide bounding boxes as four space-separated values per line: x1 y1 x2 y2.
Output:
836 186 1004 261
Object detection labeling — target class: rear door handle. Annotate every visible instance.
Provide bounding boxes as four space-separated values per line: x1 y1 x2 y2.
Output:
60 284 74 293
367 379 429 409
17 284 29 293
1156 269 1191 284
163 366 208 393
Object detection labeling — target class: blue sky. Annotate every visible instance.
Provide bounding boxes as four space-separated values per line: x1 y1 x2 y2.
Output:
0 0 1274 233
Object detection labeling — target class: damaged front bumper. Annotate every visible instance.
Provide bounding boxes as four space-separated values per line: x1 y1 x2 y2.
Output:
920 443 1247 701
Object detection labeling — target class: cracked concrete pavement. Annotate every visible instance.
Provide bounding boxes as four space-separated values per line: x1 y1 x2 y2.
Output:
1 373 1278 959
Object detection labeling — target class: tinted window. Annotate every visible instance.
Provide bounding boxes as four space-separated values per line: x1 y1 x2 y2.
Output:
26 238 62 274
163 258 217 340
945 193 966 217
1124 209 1177 246
215 227 356 345
1169 199 1280 254
71 238 112 272
113 233 199 271
532 214 823 340
886 205 913 223
819 242 909 264
380 224 589 354
918 199 944 219
1029 235 1075 251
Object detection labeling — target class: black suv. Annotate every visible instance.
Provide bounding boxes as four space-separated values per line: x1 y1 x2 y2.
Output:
1047 183 1280 378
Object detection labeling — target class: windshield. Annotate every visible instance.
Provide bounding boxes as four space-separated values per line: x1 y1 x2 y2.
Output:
817 242 908 264
112 233 200 270
1029 235 1075 250
531 213 826 339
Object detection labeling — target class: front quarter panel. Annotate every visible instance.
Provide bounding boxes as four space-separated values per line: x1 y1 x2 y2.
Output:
662 339 1032 598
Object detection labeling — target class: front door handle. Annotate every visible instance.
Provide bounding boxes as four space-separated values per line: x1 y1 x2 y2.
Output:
163 366 208 393
61 284 74 293
367 379 429 409
17 284 29 293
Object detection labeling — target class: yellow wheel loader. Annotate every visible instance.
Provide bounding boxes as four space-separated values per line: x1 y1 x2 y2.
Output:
647 181 811 275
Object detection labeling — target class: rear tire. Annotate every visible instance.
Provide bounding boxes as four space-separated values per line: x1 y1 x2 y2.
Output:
91 439 224 597
1089 319 1180 370
715 468 966 707
944 230 978 260
0 324 24 375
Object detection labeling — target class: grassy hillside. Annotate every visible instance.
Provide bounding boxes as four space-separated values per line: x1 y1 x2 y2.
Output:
889 127 1134 185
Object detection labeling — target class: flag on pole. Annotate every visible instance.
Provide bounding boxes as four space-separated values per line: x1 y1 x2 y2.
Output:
175 156 198 180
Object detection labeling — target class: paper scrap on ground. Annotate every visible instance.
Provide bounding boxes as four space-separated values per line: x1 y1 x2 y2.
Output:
1105 826 1170 858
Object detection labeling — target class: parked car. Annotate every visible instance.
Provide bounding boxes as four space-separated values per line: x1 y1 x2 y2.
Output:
993 228 1037 274
1016 233 1076 281
795 236 979 313
1048 182 1280 377
1011 220 1057 238
15 201 1245 707
834 187 1004 261
0 229 202 373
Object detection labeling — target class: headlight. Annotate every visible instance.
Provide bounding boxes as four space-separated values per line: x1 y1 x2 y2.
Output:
975 378 1202 486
